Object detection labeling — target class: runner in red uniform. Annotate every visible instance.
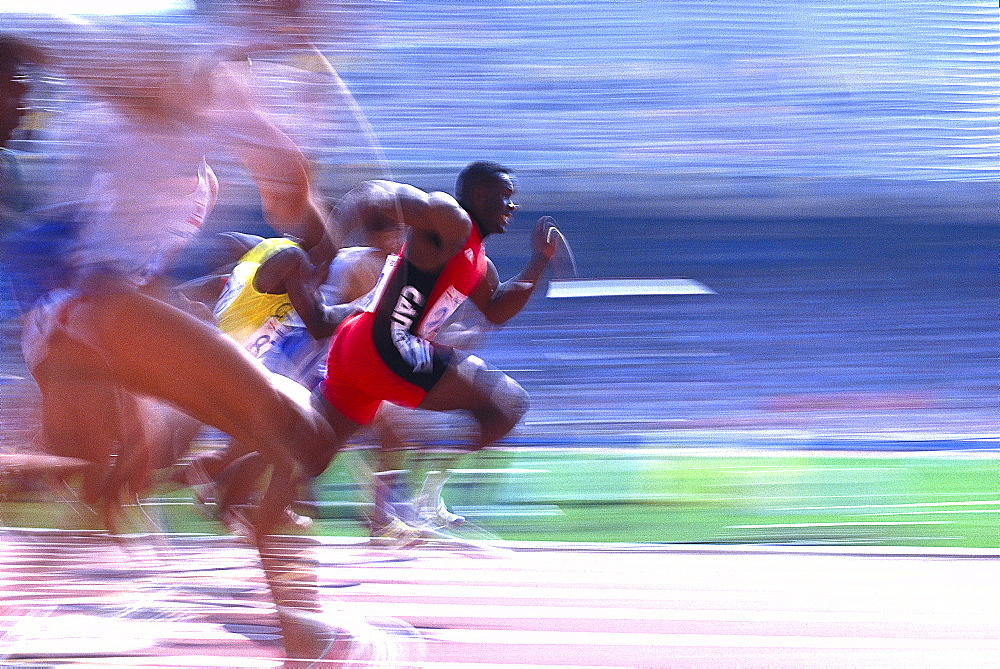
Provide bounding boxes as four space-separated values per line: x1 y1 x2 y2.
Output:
323 219 486 423
299 162 562 526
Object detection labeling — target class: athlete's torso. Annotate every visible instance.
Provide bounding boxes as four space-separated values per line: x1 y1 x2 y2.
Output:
68 110 217 285
367 225 487 374
214 237 303 357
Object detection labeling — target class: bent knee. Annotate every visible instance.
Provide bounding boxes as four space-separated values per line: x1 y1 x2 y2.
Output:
477 367 530 428
454 354 530 424
497 377 530 425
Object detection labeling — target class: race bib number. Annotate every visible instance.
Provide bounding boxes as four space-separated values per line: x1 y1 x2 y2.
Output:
245 316 290 358
417 285 468 340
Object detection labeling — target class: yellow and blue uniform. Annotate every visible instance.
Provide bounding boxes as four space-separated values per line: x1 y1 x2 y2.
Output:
213 237 301 358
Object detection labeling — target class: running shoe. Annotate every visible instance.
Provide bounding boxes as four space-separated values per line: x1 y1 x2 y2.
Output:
367 517 430 548
416 497 466 528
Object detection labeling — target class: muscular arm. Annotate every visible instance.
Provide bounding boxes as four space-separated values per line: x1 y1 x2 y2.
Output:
333 180 471 272
286 274 360 341
252 245 351 340
323 247 386 304
207 62 331 254
470 216 559 325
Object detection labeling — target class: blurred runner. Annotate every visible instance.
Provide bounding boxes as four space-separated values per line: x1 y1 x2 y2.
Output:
172 228 348 526
16 38 334 531
0 37 83 487
0 36 31 327
0 36 70 325
3 5 392 661
170 143 397 522
171 206 403 533
174 200 427 538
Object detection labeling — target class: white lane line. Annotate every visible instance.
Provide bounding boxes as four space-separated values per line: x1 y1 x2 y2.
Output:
426 629 1000 650
373 665 630 669
709 492 1000 502
546 278 715 298
341 601 996 626
41 657 281 668
337 582 862 606
777 500 1000 511
421 665 630 669
872 509 1000 516
729 521 950 528
447 469 548 474
0 615 253 657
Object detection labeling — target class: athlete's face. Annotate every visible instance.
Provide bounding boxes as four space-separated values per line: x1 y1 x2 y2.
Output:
470 173 518 237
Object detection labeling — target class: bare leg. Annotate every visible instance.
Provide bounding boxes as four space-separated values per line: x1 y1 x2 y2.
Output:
418 352 529 449
414 352 529 526
57 287 338 482
27 283 346 663
27 314 156 532
368 406 414 529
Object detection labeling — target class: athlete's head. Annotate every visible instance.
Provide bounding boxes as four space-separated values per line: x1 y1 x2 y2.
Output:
0 35 31 147
456 161 518 237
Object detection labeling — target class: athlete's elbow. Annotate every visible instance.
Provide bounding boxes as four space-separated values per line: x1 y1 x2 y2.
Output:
299 316 330 340
484 297 529 325
312 303 356 339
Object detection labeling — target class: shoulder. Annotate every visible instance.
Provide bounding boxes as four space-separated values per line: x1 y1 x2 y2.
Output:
243 237 298 263
413 191 472 242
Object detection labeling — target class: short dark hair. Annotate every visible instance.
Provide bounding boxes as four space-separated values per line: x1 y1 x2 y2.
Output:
455 161 511 206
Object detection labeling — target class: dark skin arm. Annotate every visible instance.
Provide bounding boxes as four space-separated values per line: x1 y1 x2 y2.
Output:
333 180 471 272
280 180 473 338
252 245 355 340
469 216 559 325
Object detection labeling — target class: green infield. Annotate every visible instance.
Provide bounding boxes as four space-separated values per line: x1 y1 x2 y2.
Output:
3 447 998 548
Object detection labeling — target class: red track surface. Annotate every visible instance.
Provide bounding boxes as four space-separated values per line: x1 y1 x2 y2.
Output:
2 529 999 667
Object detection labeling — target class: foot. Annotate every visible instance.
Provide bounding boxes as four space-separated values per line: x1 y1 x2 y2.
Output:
284 508 314 531
219 504 312 538
368 516 429 548
417 497 465 528
277 607 352 667
414 469 464 528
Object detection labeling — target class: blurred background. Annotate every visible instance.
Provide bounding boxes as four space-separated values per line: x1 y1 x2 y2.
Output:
1 0 997 545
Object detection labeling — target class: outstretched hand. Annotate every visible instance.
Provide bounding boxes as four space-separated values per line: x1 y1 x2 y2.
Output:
532 216 561 261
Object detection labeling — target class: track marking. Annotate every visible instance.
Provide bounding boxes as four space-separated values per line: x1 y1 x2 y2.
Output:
339 601 1000 626
546 278 715 298
427 629 1000 650
730 521 950 528
777 500 1000 511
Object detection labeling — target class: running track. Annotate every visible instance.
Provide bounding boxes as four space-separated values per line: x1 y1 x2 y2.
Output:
2 529 999 667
